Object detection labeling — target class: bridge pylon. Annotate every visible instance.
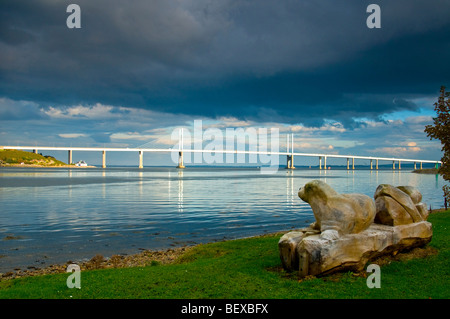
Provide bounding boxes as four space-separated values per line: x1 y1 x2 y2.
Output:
177 151 185 169
286 133 295 169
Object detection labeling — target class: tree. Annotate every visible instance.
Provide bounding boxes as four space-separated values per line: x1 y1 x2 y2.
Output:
424 86 450 207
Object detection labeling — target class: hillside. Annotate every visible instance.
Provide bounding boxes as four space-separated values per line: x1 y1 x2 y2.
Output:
0 149 68 167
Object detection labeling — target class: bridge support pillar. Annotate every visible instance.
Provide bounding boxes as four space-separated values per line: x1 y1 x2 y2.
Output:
33 149 38 154
68 150 73 165
177 151 185 169
102 151 106 168
352 158 355 170
319 156 322 170
286 133 295 169
324 156 327 170
393 161 396 170
399 161 401 170
370 159 373 170
420 162 423 169
414 162 417 170
347 158 349 170
376 159 379 170
139 151 143 169
286 155 295 169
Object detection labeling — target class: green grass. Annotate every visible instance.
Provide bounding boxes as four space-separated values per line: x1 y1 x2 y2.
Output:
0 149 67 166
1 211 449 299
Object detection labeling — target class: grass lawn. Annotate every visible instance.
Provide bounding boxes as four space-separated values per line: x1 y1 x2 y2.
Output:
0 210 449 299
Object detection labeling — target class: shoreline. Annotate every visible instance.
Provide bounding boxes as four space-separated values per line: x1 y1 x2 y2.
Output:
0 245 194 281
412 168 440 174
2 209 447 282
0 164 96 168
0 231 287 281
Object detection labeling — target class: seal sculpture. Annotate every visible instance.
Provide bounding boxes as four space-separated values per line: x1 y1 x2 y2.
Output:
280 180 432 277
298 180 376 239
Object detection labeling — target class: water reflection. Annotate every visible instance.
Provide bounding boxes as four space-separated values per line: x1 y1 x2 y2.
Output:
68 181 73 199
178 170 184 213
286 170 295 207
138 171 143 196
0 167 446 273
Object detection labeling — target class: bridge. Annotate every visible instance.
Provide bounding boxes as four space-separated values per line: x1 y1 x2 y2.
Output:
1 134 441 170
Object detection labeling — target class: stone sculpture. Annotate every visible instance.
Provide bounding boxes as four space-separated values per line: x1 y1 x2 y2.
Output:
279 180 433 278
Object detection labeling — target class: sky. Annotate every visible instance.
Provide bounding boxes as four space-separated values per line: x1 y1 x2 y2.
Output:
0 0 449 166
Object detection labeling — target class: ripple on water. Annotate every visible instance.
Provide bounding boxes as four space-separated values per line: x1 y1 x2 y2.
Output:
0 167 445 273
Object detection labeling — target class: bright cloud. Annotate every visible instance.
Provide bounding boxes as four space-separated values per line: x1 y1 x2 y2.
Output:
0 97 443 164
110 132 156 141
58 133 87 138
42 104 119 119
288 122 346 133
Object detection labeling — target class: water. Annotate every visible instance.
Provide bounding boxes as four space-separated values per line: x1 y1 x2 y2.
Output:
0 166 446 273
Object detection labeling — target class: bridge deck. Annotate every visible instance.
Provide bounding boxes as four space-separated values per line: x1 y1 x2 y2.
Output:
1 145 441 165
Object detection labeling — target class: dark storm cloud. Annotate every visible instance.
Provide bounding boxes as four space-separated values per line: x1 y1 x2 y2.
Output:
0 98 46 121
0 0 449 127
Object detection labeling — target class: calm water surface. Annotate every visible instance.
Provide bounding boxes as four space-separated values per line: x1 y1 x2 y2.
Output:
0 166 445 273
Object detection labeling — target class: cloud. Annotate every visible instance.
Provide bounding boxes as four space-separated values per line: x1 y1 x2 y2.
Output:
288 123 346 133
0 96 442 162
0 98 44 121
90 133 111 144
207 117 254 129
58 133 87 138
110 132 156 141
373 145 422 156
405 115 433 124
0 0 448 127
42 104 123 119
0 1 447 163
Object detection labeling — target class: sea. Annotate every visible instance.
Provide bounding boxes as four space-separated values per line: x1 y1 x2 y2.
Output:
0 166 446 273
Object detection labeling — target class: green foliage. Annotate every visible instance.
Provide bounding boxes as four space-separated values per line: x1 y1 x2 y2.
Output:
425 86 450 203
0 149 66 166
1 211 449 299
